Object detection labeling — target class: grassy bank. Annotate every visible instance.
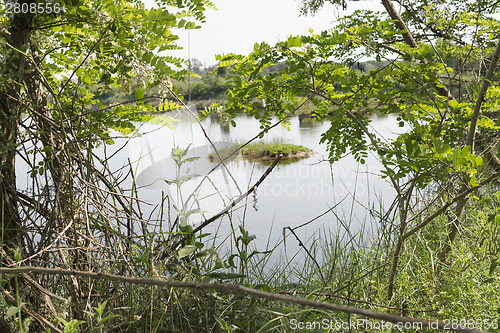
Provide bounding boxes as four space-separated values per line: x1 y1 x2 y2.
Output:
5 186 500 332
163 194 500 332
5 143 499 333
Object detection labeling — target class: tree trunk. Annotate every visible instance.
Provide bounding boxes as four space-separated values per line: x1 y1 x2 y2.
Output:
0 5 35 332
0 3 34 255
438 36 500 262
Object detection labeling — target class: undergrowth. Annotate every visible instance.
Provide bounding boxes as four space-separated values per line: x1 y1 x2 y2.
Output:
3 146 500 333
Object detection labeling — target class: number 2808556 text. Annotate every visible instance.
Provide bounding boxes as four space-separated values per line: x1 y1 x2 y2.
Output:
3 1 64 14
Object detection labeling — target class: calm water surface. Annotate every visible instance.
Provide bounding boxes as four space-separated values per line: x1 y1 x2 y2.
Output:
16 109 403 257
125 110 402 254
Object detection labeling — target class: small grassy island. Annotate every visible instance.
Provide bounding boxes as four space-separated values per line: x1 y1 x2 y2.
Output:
209 139 313 164
241 140 312 160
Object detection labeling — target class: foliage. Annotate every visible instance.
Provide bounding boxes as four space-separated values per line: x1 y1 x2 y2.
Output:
189 74 228 100
208 0 500 315
2 0 500 331
83 300 118 333
173 72 228 101
0 0 216 331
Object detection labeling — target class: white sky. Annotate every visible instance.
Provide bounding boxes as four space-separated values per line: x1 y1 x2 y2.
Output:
168 0 384 67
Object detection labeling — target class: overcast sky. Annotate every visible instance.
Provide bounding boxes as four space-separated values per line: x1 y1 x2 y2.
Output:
168 0 384 67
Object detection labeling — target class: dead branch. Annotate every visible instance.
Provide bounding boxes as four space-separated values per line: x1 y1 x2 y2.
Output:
169 154 283 252
0 266 488 333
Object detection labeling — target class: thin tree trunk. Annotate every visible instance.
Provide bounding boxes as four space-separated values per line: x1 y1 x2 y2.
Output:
438 37 500 262
379 0 421 302
0 2 34 255
0 6 35 332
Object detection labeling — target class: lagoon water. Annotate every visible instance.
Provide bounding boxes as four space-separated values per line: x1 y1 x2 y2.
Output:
124 109 402 256
16 108 403 259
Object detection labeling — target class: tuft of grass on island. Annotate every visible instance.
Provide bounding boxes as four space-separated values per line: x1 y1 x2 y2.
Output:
208 138 313 164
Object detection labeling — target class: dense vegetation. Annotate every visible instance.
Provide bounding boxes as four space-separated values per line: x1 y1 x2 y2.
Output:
1 0 500 332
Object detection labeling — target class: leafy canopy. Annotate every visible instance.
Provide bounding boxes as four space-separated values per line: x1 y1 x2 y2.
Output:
0 0 215 144
215 1 500 189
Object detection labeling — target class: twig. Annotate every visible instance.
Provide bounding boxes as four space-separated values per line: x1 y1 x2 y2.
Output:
192 154 282 234
57 19 114 98
284 226 326 283
170 155 283 251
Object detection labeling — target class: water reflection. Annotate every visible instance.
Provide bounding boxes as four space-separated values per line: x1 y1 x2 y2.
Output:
127 108 402 254
15 106 403 259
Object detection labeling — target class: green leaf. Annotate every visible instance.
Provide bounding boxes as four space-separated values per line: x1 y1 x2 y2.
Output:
164 178 179 186
287 36 303 47
134 88 144 100
179 156 200 165
101 315 119 323
482 277 494 284
242 235 256 245
182 208 202 219
6 305 21 319
178 174 199 183
227 254 238 268
461 145 471 158
489 259 498 276
440 144 452 155
178 245 197 258
142 51 154 63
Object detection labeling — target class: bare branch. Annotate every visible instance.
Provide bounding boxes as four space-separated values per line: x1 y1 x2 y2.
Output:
466 37 500 151
0 266 488 333
170 155 283 251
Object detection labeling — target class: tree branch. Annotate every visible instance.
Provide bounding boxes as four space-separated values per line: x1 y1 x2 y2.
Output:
466 37 500 151
170 154 283 251
0 266 488 333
